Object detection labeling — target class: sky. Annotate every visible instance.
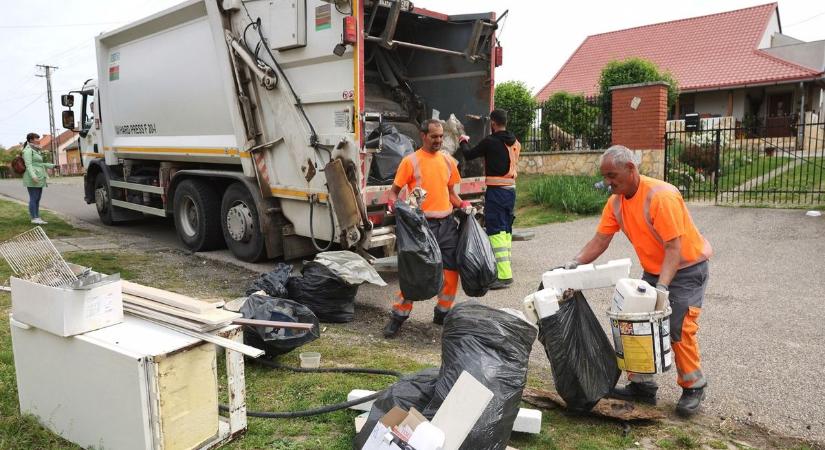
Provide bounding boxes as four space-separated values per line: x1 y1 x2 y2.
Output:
1 0 823 148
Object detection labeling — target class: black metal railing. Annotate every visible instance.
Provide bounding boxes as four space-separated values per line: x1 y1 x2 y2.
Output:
524 94 611 152
665 119 825 207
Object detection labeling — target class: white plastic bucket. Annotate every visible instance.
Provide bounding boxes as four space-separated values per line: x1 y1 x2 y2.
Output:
299 352 321 368
606 307 673 375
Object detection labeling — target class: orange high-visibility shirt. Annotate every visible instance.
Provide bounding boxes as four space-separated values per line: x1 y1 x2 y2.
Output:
394 149 461 218
597 176 712 274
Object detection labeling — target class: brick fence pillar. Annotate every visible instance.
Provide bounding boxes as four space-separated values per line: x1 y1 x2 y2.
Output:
611 81 667 150
610 82 668 178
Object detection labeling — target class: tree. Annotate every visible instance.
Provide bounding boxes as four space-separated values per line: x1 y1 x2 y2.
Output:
494 80 536 142
598 58 679 107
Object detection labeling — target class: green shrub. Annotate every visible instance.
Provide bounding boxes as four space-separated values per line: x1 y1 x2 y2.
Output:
598 58 679 107
528 175 608 215
494 80 537 143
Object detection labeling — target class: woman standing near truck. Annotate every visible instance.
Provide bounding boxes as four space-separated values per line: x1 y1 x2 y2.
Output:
21 132 54 225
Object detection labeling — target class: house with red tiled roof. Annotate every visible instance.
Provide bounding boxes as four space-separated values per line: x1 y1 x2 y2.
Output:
536 3 825 137
34 130 80 172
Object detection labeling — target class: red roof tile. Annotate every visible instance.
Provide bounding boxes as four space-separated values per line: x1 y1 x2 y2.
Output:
536 3 822 101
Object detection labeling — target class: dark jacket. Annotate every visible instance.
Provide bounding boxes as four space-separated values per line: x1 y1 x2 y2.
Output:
459 130 518 178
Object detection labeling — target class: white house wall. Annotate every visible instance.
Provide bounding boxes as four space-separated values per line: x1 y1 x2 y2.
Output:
694 91 729 117
758 10 781 49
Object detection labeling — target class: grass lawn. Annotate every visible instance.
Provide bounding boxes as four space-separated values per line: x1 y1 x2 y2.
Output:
754 158 825 207
0 199 85 241
515 174 607 228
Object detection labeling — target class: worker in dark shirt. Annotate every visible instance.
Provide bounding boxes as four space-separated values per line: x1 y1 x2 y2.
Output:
459 109 521 289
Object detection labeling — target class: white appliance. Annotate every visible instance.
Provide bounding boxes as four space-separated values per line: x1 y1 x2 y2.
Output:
9 314 247 450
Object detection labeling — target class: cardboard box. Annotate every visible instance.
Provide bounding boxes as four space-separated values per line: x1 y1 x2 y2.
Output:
362 406 444 450
10 275 123 337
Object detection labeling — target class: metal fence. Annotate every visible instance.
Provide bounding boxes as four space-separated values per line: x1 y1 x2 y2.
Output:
665 120 825 206
524 94 611 152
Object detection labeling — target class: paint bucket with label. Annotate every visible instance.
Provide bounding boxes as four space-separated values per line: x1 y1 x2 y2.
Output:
606 307 673 374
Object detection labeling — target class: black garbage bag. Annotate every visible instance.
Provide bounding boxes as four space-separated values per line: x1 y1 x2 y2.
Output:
456 214 497 297
367 123 415 185
353 367 440 450
394 200 443 301
537 290 620 412
245 263 292 297
239 294 320 357
423 302 537 450
286 261 359 323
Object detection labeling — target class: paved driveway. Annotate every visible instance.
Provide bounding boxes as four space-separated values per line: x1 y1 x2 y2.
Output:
2 177 823 443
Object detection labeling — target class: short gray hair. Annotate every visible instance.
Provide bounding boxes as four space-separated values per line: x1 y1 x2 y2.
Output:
419 119 443 133
601 145 639 167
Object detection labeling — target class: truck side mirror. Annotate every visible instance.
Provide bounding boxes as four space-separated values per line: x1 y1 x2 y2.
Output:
60 94 74 107
62 110 76 130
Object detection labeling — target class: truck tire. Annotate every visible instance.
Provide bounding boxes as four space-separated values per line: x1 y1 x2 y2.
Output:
221 182 266 262
94 172 116 225
173 179 224 251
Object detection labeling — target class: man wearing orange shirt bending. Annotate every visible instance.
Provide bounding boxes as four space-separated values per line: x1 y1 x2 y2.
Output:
563 145 713 417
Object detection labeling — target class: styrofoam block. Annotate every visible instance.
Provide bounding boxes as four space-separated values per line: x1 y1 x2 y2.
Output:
541 258 631 291
533 289 560 319
432 371 494 450
513 408 542 434
521 294 539 324
348 389 376 412
348 391 543 435
354 411 368 432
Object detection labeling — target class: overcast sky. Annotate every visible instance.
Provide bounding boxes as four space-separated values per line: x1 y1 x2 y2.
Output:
1 0 823 147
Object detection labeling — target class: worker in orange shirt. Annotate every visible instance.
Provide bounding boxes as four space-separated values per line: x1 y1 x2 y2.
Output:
383 119 473 338
562 145 713 417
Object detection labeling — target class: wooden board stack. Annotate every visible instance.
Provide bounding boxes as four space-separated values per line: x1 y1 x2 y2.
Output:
121 281 241 333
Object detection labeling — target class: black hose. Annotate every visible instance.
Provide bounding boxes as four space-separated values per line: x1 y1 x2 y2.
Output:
309 195 335 252
218 358 403 419
255 358 403 378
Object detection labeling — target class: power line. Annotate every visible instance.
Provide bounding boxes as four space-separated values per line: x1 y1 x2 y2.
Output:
0 92 43 105
0 93 46 125
785 10 825 28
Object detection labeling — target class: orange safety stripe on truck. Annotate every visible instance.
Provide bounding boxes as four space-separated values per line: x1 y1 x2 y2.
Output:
104 146 251 158
270 188 329 203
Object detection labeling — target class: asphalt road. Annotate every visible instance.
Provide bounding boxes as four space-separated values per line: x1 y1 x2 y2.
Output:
2 177 823 444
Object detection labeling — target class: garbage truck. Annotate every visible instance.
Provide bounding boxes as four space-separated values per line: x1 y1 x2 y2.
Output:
60 0 501 262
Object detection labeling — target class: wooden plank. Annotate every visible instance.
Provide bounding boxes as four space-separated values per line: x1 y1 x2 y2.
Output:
124 304 229 332
520 387 665 421
224 327 248 434
232 318 314 331
123 294 240 326
152 321 264 358
122 280 215 314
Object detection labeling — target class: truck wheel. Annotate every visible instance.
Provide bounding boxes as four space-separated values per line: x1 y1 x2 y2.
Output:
173 179 224 251
94 172 116 225
221 183 266 262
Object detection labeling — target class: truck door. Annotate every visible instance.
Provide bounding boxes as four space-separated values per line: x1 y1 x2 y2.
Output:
77 89 102 168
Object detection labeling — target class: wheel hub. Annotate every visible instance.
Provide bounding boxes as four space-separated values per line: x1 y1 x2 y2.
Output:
95 187 108 213
226 202 253 242
179 196 199 238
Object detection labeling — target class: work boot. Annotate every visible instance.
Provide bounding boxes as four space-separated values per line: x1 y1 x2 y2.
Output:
489 278 513 290
676 386 706 417
608 381 658 405
432 308 449 325
382 317 405 339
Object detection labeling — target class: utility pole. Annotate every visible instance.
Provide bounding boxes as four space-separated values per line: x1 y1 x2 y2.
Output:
36 64 59 176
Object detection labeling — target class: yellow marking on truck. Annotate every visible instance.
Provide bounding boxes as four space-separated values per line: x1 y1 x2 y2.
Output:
104 146 250 158
270 188 328 202
81 152 104 158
